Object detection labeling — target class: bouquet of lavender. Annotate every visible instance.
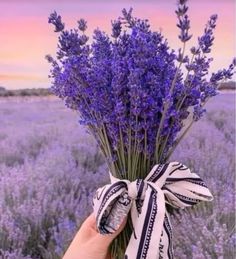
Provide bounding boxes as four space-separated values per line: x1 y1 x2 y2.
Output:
47 0 235 258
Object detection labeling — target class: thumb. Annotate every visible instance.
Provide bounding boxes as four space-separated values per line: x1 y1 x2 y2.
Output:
94 216 127 247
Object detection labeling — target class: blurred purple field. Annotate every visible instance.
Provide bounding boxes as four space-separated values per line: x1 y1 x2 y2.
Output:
0 93 235 259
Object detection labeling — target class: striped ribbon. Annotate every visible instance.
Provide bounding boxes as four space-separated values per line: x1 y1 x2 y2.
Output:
93 161 213 259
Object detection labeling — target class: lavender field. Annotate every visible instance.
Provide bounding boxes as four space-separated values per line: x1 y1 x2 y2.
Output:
0 93 235 259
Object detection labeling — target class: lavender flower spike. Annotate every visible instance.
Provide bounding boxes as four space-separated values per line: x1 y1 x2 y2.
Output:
78 18 87 32
48 11 64 32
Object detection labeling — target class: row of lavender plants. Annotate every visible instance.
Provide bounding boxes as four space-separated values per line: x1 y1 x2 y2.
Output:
0 93 235 258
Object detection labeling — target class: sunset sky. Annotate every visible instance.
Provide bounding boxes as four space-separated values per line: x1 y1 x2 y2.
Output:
0 0 235 90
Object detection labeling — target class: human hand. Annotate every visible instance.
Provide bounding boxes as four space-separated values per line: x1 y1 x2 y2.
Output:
63 213 126 259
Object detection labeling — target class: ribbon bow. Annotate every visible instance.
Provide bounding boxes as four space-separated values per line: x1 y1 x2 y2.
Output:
93 162 213 259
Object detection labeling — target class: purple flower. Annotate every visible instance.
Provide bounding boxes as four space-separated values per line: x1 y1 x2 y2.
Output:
121 8 135 27
111 20 122 38
198 14 218 53
176 1 192 42
78 18 87 32
47 1 235 176
193 104 206 121
48 11 64 32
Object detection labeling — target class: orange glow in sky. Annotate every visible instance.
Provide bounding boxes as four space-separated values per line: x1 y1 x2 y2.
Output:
0 0 235 89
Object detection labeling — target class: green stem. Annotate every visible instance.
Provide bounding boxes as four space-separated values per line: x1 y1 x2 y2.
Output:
132 114 139 180
118 124 127 177
155 42 186 162
127 127 132 179
101 124 118 176
166 120 194 160
158 52 200 162
165 94 213 160
144 120 148 174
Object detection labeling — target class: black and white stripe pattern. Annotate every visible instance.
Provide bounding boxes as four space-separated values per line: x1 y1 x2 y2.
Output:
93 161 213 259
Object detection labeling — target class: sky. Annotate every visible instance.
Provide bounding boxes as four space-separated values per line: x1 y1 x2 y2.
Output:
0 0 235 90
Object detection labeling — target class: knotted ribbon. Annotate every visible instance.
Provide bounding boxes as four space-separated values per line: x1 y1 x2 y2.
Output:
93 162 213 259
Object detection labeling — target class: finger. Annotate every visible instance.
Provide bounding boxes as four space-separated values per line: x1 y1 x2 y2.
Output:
94 216 127 247
76 213 98 241
80 213 96 230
